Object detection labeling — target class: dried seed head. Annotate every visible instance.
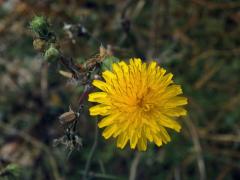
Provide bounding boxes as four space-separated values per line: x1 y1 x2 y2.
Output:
53 133 82 151
59 110 76 124
33 38 46 51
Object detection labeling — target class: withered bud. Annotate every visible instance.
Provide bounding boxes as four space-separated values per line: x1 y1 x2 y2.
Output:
33 38 46 51
100 44 112 57
59 70 73 78
59 110 76 124
100 45 107 57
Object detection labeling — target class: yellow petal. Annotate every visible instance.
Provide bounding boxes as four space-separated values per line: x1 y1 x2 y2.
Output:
117 133 128 149
102 125 117 139
102 70 116 83
143 118 160 133
89 104 111 116
159 73 173 87
112 63 123 76
162 85 183 98
133 58 142 69
158 113 181 132
118 61 129 72
130 132 138 149
137 137 147 151
145 127 153 142
163 107 187 117
92 80 107 91
148 61 157 73
119 61 130 83
159 126 171 143
165 96 188 108
98 113 119 128
88 92 108 103
153 133 163 147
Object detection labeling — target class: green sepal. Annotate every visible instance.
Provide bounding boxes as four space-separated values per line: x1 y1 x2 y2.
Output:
101 56 119 71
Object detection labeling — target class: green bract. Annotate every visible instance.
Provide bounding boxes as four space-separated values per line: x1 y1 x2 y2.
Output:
101 56 119 71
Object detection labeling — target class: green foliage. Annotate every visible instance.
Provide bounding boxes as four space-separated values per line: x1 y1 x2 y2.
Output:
0 164 21 179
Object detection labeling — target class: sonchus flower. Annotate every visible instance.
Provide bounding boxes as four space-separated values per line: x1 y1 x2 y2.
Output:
88 58 187 151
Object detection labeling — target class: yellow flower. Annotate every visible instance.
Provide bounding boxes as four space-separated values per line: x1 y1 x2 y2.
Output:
88 58 187 151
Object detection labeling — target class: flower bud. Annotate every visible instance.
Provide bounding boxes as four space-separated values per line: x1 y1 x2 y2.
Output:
30 16 49 37
44 44 60 61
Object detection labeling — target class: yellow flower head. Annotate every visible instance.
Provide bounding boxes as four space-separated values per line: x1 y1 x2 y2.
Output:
88 58 187 151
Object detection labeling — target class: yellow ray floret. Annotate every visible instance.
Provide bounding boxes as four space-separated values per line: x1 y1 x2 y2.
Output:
88 58 187 151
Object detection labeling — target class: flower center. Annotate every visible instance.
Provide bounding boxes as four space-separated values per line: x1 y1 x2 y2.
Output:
137 97 152 112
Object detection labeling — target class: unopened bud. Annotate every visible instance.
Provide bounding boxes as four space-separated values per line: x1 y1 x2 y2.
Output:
44 44 60 61
30 16 49 37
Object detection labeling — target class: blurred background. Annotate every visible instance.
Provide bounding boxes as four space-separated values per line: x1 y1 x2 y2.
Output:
0 0 240 179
